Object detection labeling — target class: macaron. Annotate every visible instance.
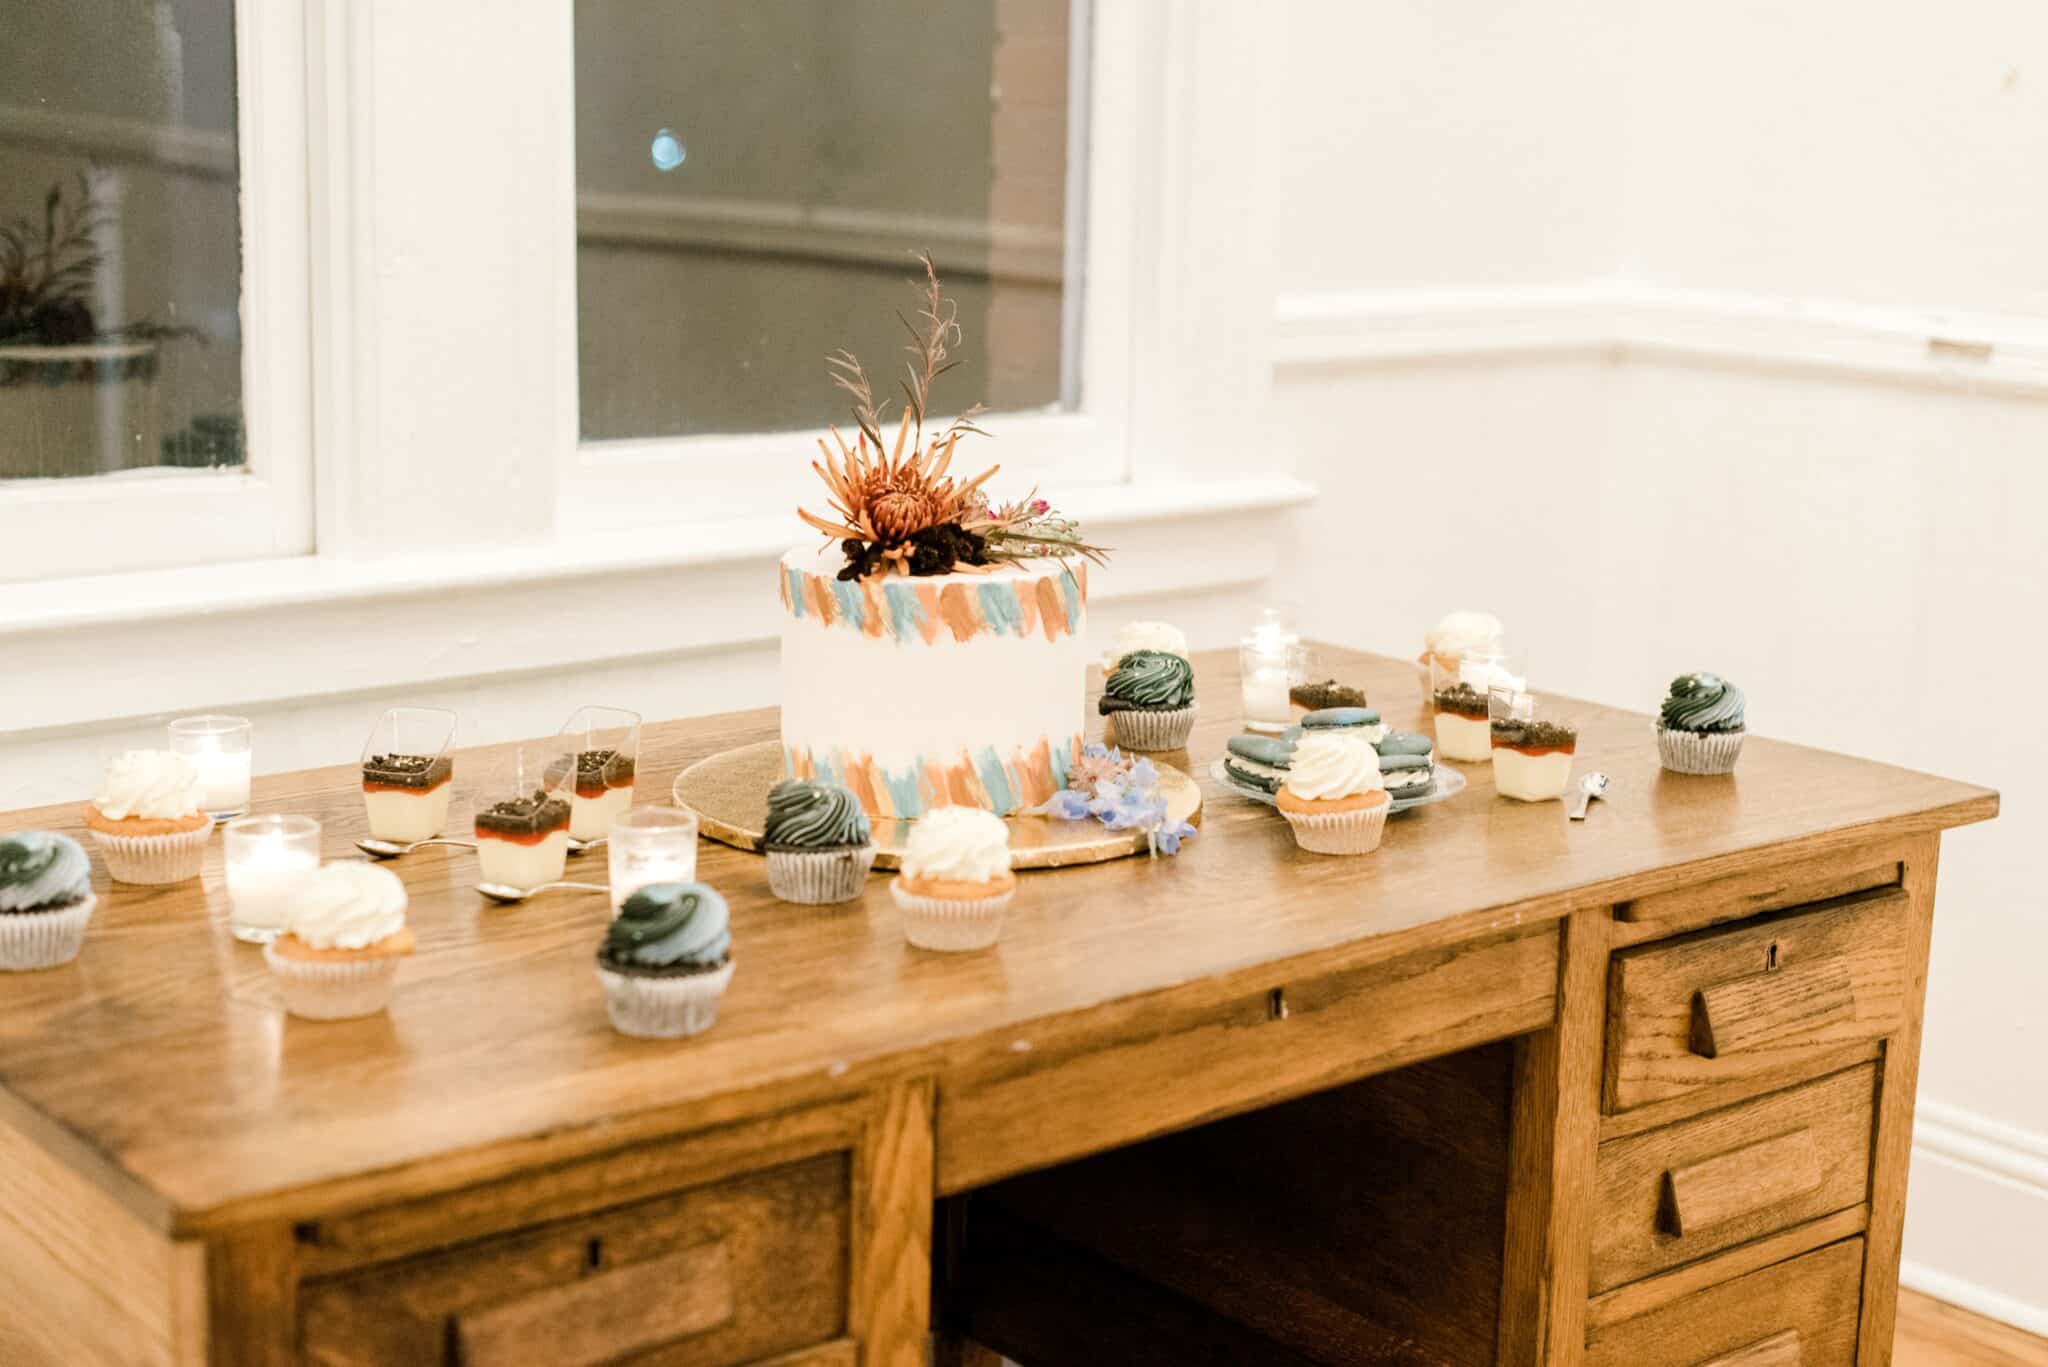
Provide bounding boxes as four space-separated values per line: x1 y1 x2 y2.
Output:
1299 706 1381 730
1223 759 1286 794
1375 730 1435 758
1377 751 1435 794
1226 734 1297 768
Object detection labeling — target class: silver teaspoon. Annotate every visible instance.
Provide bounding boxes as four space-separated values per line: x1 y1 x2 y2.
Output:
568 836 607 854
356 836 477 858
1569 771 1610 821
477 880 610 904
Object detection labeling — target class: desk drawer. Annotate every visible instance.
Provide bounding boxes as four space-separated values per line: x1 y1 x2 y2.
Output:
937 925 1558 1192
1592 1065 1876 1291
1586 1238 1864 1367
1605 888 1910 1113
300 1154 848 1367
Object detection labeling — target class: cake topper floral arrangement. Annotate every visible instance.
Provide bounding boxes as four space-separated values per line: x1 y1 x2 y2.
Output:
1029 743 1197 857
799 254 1110 582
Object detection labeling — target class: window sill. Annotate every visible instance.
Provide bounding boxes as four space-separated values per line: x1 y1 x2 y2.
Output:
8 475 1314 737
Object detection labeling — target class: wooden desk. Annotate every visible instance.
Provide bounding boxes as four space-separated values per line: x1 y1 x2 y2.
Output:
0 648 1995 1366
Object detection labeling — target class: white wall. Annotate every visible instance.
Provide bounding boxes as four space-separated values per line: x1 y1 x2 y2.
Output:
1269 0 2048 1332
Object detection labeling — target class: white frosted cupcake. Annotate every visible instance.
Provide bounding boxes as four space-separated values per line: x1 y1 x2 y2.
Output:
762 779 876 905
262 862 416 1020
1416 610 1505 697
81 750 213 885
892 807 1016 951
0 832 96 971
1275 732 1392 856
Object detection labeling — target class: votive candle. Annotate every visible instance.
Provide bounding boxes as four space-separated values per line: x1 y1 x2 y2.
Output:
223 815 320 944
169 715 253 819
607 807 700 915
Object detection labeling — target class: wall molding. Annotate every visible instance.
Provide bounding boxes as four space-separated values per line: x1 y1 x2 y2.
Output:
1274 282 2048 395
1898 1098 2048 1336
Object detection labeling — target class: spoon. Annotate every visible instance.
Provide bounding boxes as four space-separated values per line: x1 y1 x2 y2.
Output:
569 836 606 855
1569 771 1610 821
356 836 476 858
477 880 610 904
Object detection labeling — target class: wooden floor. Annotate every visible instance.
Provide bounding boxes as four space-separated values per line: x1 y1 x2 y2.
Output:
1897 1292 2048 1366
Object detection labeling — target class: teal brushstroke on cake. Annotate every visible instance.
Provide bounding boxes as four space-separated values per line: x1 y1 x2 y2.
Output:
881 765 923 815
1059 566 1082 625
972 746 1018 811
784 567 806 618
977 582 1024 637
830 579 866 632
1050 736 1074 790
883 582 924 643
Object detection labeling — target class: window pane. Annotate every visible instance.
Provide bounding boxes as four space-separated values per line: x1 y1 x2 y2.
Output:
0 0 244 481
574 0 1078 442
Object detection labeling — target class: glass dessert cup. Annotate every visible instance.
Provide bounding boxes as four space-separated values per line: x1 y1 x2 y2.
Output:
607 807 698 916
475 744 573 891
361 707 458 844
168 714 253 819
1430 650 1526 764
1490 713 1578 803
556 706 641 842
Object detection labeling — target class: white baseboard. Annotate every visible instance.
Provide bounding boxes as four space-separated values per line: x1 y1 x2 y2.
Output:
1901 1098 2048 1335
1273 282 2048 395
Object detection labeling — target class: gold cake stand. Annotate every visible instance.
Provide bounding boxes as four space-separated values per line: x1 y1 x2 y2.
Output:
672 740 1203 870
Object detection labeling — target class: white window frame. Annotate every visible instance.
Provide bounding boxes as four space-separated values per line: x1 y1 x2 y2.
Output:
0 0 314 580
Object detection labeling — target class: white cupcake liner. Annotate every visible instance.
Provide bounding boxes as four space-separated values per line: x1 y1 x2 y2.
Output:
891 880 1014 952
1109 704 1197 752
764 843 877 905
597 959 735 1038
262 945 403 1020
0 895 96 971
90 822 212 885
1659 725 1746 775
1281 799 1391 856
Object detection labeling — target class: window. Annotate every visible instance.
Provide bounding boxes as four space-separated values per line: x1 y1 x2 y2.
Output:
0 0 310 582
573 0 1081 443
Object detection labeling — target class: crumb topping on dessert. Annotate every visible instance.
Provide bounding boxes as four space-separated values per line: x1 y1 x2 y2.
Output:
362 753 453 790
1490 719 1578 750
1291 679 1367 711
475 792 571 837
1433 683 1490 718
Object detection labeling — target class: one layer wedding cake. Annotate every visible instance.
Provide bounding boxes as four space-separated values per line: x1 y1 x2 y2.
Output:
779 258 1105 820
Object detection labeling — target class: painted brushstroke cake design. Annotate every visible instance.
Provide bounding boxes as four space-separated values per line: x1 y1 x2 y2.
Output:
780 546 1087 818
777 255 1107 821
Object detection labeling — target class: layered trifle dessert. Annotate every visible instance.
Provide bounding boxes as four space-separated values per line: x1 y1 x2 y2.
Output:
1432 682 1493 762
474 791 572 889
361 753 454 843
562 749 635 841
1490 718 1578 802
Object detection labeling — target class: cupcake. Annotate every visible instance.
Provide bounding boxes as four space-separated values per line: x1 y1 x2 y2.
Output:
1658 672 1747 775
1491 718 1579 802
763 778 876 904
1099 620 1189 674
1100 649 1198 751
1417 611 1505 695
892 806 1016 951
595 881 735 1038
1274 732 1392 855
82 750 214 884
0 832 96 971
1291 679 1368 714
262 862 417 1020
1431 682 1493 763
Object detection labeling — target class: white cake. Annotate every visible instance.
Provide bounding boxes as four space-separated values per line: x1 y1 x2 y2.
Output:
779 545 1089 819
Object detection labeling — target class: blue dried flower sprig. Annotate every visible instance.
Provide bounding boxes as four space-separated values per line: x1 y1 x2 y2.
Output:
1030 743 1197 856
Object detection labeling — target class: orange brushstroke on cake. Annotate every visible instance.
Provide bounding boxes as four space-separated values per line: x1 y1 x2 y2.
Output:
860 580 886 638
1015 737 1056 805
804 574 836 626
1075 560 1089 604
1034 575 1068 641
842 754 881 815
778 573 791 613
1015 584 1041 638
788 748 817 780
914 584 943 644
937 584 981 643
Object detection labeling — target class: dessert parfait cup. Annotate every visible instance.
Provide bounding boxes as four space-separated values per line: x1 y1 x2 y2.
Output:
556 706 641 843
474 744 574 891
1430 649 1526 764
361 707 458 844
1489 699 1578 803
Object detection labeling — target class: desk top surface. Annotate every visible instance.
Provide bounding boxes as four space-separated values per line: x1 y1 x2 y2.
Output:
0 647 1995 1230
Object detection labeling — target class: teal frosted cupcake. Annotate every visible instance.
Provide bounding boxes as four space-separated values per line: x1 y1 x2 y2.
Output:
596 881 735 1038
1657 672 1747 775
1099 649 1197 751
0 832 95 971
763 779 875 905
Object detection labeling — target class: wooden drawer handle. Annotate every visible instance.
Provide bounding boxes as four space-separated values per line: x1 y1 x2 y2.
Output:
1697 1328 1803 1367
454 1240 734 1367
1657 1130 1824 1238
1690 958 1855 1059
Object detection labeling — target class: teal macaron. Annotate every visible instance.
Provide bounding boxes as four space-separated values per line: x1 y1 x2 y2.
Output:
1299 706 1381 730
1226 734 1296 768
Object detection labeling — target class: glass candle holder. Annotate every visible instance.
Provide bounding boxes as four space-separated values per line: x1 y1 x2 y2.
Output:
223 815 321 944
557 705 642 843
361 706 458 844
607 807 699 915
474 743 573 891
168 715 253 819
1240 641 1312 734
